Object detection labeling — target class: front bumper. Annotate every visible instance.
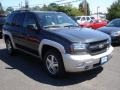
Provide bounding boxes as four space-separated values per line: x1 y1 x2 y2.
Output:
0 30 2 37
62 46 113 72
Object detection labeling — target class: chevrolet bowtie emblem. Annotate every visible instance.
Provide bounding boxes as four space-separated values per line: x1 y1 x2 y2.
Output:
99 44 104 48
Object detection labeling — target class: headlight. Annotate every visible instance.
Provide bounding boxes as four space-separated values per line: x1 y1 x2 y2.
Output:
106 38 111 48
70 43 87 54
111 31 120 36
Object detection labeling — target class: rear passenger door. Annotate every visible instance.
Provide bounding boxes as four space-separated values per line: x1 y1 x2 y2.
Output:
22 13 40 55
10 12 25 47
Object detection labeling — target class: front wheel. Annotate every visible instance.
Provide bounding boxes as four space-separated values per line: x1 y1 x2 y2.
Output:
44 50 65 78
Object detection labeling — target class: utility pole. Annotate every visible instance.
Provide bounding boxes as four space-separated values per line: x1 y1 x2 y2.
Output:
97 6 100 19
83 0 88 15
0 2 4 14
25 0 29 8
19 1 23 8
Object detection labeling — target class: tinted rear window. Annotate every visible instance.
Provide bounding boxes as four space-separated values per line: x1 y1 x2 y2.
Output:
0 16 6 25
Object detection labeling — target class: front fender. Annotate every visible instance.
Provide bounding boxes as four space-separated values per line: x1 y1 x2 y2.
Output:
38 39 66 58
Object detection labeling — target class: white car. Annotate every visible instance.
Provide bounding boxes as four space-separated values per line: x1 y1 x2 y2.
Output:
76 16 95 24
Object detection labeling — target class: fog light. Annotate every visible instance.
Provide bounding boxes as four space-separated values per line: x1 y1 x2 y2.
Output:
85 66 89 70
77 62 85 67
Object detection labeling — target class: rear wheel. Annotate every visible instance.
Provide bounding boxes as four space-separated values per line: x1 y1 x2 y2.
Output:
5 38 15 55
44 49 65 78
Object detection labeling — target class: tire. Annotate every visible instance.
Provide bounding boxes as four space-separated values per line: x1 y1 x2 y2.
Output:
43 49 65 78
0 34 2 39
5 38 15 55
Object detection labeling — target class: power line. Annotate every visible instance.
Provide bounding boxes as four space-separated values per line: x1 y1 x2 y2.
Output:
55 0 66 3
58 0 82 5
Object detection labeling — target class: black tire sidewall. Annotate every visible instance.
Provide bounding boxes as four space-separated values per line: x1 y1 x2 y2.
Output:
43 49 65 78
5 39 15 55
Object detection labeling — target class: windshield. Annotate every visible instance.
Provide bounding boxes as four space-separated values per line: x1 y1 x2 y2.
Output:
37 12 79 28
90 17 95 20
107 19 120 27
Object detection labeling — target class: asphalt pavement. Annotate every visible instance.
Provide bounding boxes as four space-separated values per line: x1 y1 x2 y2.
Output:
0 39 120 90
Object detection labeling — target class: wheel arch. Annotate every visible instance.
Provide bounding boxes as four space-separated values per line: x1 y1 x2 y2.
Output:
38 39 66 60
3 30 16 49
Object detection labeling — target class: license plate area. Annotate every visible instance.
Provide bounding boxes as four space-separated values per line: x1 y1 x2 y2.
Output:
101 56 108 64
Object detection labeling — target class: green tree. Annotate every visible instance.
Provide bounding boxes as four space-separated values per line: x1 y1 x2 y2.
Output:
40 4 48 11
107 0 120 20
40 3 82 16
87 3 90 15
60 4 82 16
32 6 41 10
0 2 4 14
79 3 84 15
47 3 59 11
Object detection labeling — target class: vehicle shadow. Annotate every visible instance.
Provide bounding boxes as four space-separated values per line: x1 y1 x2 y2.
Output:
112 43 120 47
0 48 103 86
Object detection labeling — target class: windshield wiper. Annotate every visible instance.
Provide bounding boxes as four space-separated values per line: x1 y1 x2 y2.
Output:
64 25 79 28
44 25 61 28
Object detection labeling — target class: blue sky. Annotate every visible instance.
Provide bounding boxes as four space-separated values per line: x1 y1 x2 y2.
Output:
0 0 116 13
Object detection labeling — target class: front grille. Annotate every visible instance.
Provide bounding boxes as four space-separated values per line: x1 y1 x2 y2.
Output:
88 39 109 55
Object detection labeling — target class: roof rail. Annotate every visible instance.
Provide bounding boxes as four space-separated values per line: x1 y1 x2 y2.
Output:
14 8 30 12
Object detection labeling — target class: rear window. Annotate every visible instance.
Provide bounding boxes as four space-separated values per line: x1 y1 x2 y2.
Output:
0 16 6 25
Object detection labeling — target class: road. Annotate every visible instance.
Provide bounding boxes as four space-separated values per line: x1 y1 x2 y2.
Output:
0 39 120 90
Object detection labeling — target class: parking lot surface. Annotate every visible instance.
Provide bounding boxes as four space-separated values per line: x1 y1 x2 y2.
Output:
0 39 120 90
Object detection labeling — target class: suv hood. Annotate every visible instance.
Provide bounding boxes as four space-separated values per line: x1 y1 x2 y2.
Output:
49 27 109 43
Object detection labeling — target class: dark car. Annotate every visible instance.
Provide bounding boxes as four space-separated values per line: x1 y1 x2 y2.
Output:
0 15 6 38
98 18 120 44
3 10 113 78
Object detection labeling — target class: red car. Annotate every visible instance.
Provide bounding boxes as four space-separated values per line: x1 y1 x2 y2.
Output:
80 19 108 29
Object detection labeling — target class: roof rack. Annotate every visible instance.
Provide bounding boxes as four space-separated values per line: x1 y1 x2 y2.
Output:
14 8 30 12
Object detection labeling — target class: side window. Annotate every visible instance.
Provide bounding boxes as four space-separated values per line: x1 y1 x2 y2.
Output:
6 13 15 25
23 13 38 30
81 17 85 21
87 17 90 21
13 13 25 27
